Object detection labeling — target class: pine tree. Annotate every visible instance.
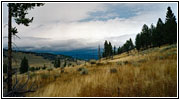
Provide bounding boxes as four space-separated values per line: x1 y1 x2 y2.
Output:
129 38 134 50
156 18 164 47
135 33 141 51
113 46 116 55
165 6 177 44
103 40 108 57
7 3 44 92
150 24 156 47
108 42 113 57
20 57 29 74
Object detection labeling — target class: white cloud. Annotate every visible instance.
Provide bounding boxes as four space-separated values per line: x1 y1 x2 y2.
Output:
3 3 178 52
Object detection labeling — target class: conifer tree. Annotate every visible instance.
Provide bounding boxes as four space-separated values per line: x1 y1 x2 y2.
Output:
20 57 29 74
7 3 44 92
165 6 177 44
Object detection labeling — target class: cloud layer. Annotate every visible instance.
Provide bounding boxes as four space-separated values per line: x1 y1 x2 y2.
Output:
3 3 177 52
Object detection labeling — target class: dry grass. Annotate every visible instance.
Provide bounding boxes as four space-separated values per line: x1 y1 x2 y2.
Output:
9 45 177 97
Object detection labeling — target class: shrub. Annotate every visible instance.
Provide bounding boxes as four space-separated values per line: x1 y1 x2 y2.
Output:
54 74 60 80
89 59 96 64
35 67 40 71
96 62 104 66
47 67 53 72
132 61 140 67
41 73 49 79
116 61 124 66
80 68 88 75
29 67 35 72
110 68 117 73
137 59 146 63
42 65 46 70
30 72 36 79
77 67 84 71
123 61 129 64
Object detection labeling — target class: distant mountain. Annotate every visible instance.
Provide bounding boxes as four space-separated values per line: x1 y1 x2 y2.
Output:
3 49 84 68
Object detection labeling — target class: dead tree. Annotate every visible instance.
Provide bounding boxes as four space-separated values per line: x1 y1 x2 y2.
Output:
3 72 37 97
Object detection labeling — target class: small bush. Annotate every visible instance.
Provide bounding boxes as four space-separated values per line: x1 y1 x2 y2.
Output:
41 73 49 79
29 67 35 72
80 68 88 75
116 61 124 66
123 61 129 64
47 67 53 71
77 67 84 71
30 72 36 79
137 59 146 63
89 59 96 64
54 74 60 80
132 61 140 67
42 66 46 70
110 68 117 73
96 62 104 66
35 67 40 71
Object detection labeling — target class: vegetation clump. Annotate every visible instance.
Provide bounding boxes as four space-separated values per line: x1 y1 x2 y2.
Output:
80 68 88 75
20 57 29 74
89 60 96 64
110 68 117 73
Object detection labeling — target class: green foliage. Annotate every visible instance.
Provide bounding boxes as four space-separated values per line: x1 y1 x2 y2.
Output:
20 57 29 74
165 7 177 44
103 40 113 58
117 38 134 54
9 3 44 26
135 6 177 51
135 33 141 51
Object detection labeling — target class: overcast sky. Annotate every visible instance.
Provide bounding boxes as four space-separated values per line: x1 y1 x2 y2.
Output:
3 2 177 52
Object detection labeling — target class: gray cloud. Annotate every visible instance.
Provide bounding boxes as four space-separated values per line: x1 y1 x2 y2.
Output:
2 3 177 52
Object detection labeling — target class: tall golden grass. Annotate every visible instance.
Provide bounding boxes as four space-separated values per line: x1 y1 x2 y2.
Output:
9 45 177 97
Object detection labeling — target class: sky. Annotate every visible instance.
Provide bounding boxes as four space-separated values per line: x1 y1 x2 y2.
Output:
3 2 178 52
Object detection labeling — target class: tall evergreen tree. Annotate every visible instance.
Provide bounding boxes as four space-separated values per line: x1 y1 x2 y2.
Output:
165 6 177 44
150 24 156 47
129 38 134 50
7 3 44 92
141 24 151 49
20 57 29 74
135 33 141 51
103 40 108 57
113 46 116 55
108 42 113 57
156 18 164 47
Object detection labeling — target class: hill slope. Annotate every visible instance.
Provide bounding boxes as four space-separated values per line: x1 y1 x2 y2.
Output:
5 44 177 97
3 49 84 69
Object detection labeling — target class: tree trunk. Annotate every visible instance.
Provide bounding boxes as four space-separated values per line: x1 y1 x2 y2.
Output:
7 4 12 92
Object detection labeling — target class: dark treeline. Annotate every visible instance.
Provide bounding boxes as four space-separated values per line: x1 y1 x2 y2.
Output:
135 6 177 51
102 6 177 58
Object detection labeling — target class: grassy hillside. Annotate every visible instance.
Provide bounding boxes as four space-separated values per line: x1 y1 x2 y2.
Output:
6 44 177 97
3 50 84 69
